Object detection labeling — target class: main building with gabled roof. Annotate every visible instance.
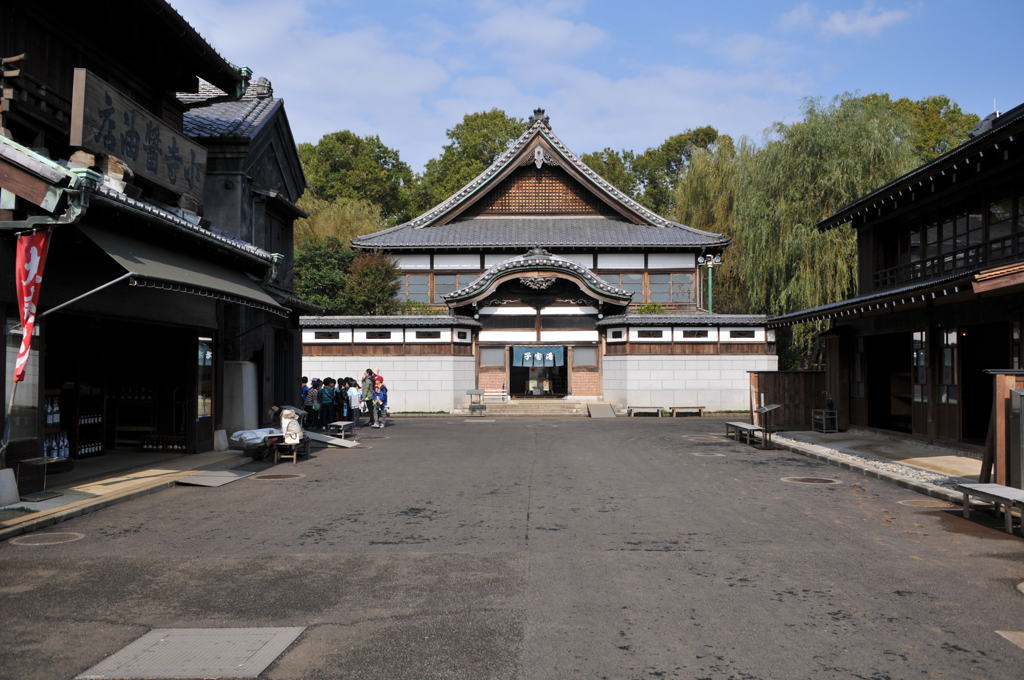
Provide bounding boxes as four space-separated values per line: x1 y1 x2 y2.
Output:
302 110 777 413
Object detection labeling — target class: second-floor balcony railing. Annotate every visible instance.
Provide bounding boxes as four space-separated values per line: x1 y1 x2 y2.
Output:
872 233 1024 290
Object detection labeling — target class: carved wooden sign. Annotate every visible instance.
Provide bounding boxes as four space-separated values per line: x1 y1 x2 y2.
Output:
70 68 205 200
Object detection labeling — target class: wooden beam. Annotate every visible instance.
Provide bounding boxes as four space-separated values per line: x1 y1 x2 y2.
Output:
0 158 62 211
972 271 1024 295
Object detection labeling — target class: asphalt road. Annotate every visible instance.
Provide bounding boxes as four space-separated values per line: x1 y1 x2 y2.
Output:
2 417 1023 680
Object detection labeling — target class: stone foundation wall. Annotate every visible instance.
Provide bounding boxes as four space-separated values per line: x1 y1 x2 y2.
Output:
602 354 778 412
301 355 476 413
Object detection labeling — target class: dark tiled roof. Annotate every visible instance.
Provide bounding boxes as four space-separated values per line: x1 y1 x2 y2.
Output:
596 314 768 327
767 272 973 327
93 185 274 262
181 78 280 139
354 110 727 250
353 217 727 250
300 315 482 328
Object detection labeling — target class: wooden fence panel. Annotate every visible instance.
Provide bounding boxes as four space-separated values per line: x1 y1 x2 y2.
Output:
749 371 827 429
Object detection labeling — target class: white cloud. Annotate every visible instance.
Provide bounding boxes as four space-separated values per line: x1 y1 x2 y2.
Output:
821 5 909 37
778 3 816 31
678 30 795 66
472 0 606 60
166 0 815 170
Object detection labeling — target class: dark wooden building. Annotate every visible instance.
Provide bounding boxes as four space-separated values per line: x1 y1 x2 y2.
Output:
0 2 306 483
771 103 1024 450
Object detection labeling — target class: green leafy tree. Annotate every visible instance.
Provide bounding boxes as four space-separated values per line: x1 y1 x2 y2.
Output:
410 109 528 212
633 126 719 213
634 302 667 314
298 131 413 223
579 148 639 198
293 195 382 249
341 252 400 315
861 93 980 160
293 237 356 313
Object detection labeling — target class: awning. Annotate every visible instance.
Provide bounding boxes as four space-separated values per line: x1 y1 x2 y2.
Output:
512 345 565 367
80 225 288 316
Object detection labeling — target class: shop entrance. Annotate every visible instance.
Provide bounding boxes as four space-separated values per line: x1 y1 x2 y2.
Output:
509 346 567 397
43 315 203 464
865 332 912 433
959 322 1011 443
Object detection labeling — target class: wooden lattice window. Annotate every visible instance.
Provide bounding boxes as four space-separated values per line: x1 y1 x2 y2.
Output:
472 167 615 216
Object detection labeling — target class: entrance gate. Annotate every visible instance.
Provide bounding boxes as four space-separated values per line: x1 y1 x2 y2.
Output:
509 346 567 397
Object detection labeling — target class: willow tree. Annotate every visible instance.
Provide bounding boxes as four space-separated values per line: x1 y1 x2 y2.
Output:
672 135 755 314
734 95 922 365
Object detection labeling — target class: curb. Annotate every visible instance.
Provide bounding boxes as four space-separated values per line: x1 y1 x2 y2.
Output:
0 453 253 542
771 436 963 504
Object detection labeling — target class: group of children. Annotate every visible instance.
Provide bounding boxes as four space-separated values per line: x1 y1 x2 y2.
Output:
300 369 389 429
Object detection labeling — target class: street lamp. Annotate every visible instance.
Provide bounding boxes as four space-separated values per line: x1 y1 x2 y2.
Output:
697 254 722 314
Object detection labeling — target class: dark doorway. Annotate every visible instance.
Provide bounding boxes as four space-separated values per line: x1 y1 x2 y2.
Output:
959 322 1011 442
44 315 195 457
866 333 912 433
509 347 567 397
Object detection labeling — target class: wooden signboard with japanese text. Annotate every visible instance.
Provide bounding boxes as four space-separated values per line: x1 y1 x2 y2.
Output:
70 68 205 201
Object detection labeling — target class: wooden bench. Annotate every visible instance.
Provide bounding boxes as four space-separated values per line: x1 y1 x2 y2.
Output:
326 421 355 439
955 483 1024 535
483 388 509 403
627 406 664 417
670 406 705 418
725 421 764 446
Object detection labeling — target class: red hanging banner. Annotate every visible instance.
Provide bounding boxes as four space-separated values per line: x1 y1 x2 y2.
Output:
13 229 52 383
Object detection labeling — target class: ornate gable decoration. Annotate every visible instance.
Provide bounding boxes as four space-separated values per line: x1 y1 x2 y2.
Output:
406 109 714 233
443 247 633 307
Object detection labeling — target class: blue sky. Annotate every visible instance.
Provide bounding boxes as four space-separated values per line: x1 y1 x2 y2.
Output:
172 0 1024 170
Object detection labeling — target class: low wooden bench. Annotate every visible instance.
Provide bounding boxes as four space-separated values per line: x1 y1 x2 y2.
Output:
725 421 764 446
326 421 355 439
955 483 1024 535
483 388 508 403
670 406 705 418
627 406 664 417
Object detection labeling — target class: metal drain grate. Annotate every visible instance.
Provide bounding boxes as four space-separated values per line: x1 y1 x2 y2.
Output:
76 627 305 679
781 477 841 485
254 474 303 480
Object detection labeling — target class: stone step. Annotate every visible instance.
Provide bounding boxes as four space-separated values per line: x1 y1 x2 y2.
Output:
469 400 609 417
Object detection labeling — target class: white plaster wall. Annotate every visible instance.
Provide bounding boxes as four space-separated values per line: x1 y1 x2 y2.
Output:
597 253 644 269
648 253 695 269
301 355 478 413
600 354 778 411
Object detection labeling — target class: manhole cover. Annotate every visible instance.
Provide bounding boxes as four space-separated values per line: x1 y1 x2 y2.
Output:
781 477 841 485
691 452 726 457
897 498 956 509
75 627 305 679
253 473 304 480
10 532 84 546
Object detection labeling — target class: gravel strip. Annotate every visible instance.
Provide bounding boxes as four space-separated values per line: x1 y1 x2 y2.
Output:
772 432 968 503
